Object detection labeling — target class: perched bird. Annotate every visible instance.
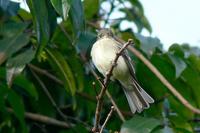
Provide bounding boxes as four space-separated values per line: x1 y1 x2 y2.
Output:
90 29 154 113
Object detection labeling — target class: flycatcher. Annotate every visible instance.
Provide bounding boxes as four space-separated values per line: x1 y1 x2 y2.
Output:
91 29 154 113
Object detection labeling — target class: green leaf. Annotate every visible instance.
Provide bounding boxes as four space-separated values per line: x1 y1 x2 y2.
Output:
6 48 36 87
0 22 29 65
0 0 19 16
27 0 57 55
129 0 144 14
84 0 99 19
120 115 161 133
135 34 163 56
181 67 200 107
167 53 187 78
7 89 27 133
14 75 38 100
0 84 9 111
169 115 193 132
69 0 85 36
76 31 96 55
51 27 85 91
120 3 152 33
46 48 76 95
50 0 71 20
152 127 174 133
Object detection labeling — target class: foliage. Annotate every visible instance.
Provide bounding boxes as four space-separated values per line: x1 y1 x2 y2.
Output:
0 0 200 133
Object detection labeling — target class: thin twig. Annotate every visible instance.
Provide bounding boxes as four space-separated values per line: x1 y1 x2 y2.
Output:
28 64 96 102
89 66 125 122
7 108 72 128
92 81 99 100
30 69 69 121
28 64 63 84
99 106 115 133
127 45 200 114
105 90 125 122
30 68 92 129
92 39 133 132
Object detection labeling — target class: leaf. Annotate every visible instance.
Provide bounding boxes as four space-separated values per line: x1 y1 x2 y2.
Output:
84 0 99 19
0 84 9 111
129 0 144 14
69 0 85 36
181 67 200 107
0 0 19 16
76 31 96 55
169 115 193 132
50 0 71 20
120 4 152 33
152 127 174 133
135 33 163 56
27 0 57 55
167 53 187 78
14 75 38 100
46 48 76 95
0 22 29 65
120 115 161 133
6 48 36 87
51 27 85 91
7 89 27 133
6 65 25 87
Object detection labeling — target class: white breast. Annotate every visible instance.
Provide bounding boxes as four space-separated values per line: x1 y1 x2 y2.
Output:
91 37 129 80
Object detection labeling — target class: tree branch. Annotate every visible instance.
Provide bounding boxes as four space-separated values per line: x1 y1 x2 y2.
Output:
99 106 115 133
92 39 133 132
89 63 125 122
7 108 71 128
30 68 91 129
127 45 200 114
28 64 96 102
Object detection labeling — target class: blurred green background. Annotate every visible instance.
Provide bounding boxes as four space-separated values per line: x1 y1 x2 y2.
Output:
0 0 200 133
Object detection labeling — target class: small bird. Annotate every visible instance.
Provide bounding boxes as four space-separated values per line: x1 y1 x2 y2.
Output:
91 29 154 113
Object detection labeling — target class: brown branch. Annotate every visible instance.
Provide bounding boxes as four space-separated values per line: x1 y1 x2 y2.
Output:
89 65 125 122
28 64 96 102
30 67 92 129
30 69 69 121
127 45 200 114
92 39 133 132
7 108 71 128
99 106 115 133
105 90 125 121
28 64 63 84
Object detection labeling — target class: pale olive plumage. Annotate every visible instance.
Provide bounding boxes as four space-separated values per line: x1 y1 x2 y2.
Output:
91 29 154 113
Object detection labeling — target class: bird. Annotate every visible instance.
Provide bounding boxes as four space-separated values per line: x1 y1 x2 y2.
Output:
90 29 154 113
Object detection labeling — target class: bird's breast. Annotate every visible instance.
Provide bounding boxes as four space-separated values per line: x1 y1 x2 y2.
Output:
91 38 129 80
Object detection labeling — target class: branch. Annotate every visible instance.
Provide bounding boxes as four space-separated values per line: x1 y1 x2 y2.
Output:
99 106 115 133
30 69 69 122
30 67 92 129
89 64 125 122
7 108 71 128
92 39 133 132
127 45 200 114
28 64 63 84
28 64 96 102
105 90 125 121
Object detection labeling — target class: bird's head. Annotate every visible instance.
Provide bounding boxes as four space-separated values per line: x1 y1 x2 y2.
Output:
97 29 114 39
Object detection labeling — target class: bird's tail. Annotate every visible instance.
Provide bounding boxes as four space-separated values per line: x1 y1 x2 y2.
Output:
122 79 154 113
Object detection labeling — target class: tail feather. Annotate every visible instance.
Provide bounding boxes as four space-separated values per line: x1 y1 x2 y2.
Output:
121 80 154 113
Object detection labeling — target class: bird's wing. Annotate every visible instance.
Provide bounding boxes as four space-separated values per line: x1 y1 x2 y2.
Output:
112 36 137 80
